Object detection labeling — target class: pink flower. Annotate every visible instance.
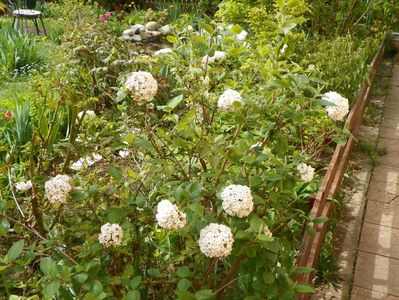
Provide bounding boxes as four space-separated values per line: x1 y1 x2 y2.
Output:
99 11 112 22
4 111 12 121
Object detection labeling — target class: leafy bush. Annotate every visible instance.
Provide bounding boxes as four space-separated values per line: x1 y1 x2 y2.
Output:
0 28 43 78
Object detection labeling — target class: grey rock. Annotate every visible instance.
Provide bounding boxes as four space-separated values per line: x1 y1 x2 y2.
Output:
147 30 161 37
131 35 142 42
121 35 134 41
122 29 136 36
159 24 172 35
145 21 159 31
139 32 151 39
131 24 145 33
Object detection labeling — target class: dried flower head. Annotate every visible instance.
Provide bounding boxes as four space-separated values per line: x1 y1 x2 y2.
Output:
221 184 254 218
98 223 123 247
199 223 234 258
45 175 72 204
156 200 186 230
125 71 158 104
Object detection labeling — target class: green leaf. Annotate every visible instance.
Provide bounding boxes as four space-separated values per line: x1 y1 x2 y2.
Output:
157 94 184 112
175 290 196 300
0 220 10 235
198 22 214 34
70 191 88 201
166 35 177 43
44 280 60 297
133 137 153 150
176 266 192 278
129 276 142 289
194 289 215 300
191 35 207 45
126 290 140 300
147 268 162 278
108 166 123 181
263 272 275 284
313 99 334 106
294 283 315 293
6 240 24 263
40 257 56 276
177 278 192 291
291 267 315 276
73 273 88 285
305 224 316 237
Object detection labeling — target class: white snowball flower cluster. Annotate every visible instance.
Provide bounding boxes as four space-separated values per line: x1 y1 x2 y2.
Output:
15 180 32 191
221 184 254 218
236 30 248 41
45 175 72 204
217 89 243 111
154 48 173 56
98 223 123 247
323 91 349 121
297 163 315 183
156 200 186 230
77 110 95 119
70 153 103 171
202 51 226 66
199 223 234 258
125 71 158 104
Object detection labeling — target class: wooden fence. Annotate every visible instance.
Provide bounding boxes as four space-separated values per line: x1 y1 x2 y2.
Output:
295 41 386 299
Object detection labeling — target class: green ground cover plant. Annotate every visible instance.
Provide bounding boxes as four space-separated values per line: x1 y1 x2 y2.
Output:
0 0 398 299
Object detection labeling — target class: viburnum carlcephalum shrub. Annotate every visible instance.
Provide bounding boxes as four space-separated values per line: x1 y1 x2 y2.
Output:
0 12 356 300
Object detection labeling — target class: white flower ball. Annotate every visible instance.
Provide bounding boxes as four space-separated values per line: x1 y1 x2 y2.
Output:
323 91 349 121
199 223 234 258
154 48 173 56
77 110 95 119
98 223 123 247
221 184 254 218
297 163 315 183
45 175 72 204
156 200 186 230
202 51 226 66
217 89 243 111
125 71 158 104
15 180 32 191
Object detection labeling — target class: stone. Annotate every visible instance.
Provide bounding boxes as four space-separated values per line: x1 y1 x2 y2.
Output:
147 30 161 37
139 32 151 40
145 21 159 31
159 24 172 35
122 29 136 36
131 35 142 42
121 35 134 41
351 287 399 300
131 24 145 33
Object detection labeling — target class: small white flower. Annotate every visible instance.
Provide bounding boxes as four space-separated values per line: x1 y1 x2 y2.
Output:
45 175 72 204
156 200 186 230
221 184 254 218
250 141 263 150
125 71 158 104
236 30 248 41
92 153 103 163
154 48 173 56
15 180 32 191
70 153 102 171
297 163 315 183
199 223 234 258
217 89 243 111
70 159 85 171
98 223 123 247
77 110 96 120
263 226 273 238
119 150 130 158
323 91 349 121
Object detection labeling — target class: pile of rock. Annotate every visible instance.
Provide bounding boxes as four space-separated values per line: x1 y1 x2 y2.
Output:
121 21 172 43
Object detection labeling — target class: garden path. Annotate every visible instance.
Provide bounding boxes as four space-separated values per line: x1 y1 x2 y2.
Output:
351 61 399 300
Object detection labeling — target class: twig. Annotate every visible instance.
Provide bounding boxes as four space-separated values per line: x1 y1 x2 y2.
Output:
7 169 25 218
